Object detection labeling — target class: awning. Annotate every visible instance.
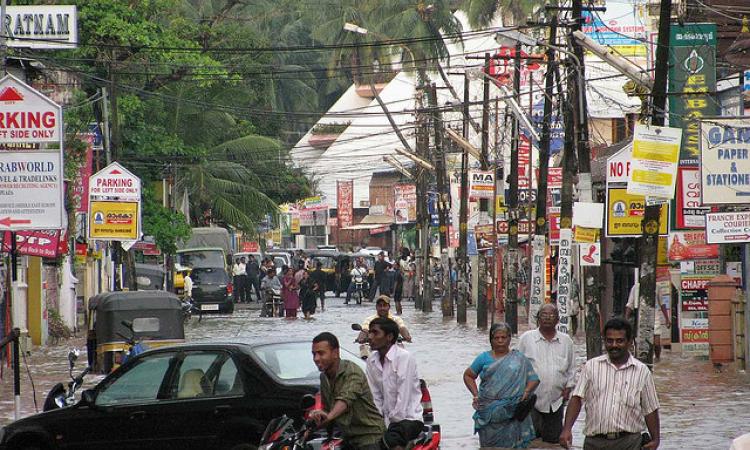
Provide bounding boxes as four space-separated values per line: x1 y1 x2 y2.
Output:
341 223 390 231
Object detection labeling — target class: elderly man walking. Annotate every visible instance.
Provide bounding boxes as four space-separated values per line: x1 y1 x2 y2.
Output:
517 303 575 444
559 317 660 450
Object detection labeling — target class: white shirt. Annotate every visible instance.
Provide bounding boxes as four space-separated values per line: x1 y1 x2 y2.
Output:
572 354 659 436
517 329 575 413
365 345 423 426
183 275 193 298
232 263 246 276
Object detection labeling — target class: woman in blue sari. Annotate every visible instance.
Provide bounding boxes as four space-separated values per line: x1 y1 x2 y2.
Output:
463 322 539 448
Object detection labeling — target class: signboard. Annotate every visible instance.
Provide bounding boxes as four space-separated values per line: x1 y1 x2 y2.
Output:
299 209 327 227
2 230 60 258
607 144 632 184
0 151 64 230
555 228 573 335
574 227 598 243
3 6 78 49
73 134 94 213
89 201 139 240
700 118 750 204
582 0 648 56
667 231 719 261
705 211 750 244
467 230 478 256
627 124 681 199
336 180 354 228
0 74 63 143
394 184 417 224
680 275 710 311
529 235 546 326
668 23 718 165
579 242 601 266
469 170 494 199
474 224 495 251
606 187 669 237
240 241 259 253
291 215 300 234
518 138 532 189
89 162 141 201
674 167 710 229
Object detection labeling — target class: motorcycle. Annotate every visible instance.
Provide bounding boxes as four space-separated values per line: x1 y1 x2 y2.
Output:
260 394 441 450
118 320 149 366
261 287 282 317
351 272 368 305
181 296 200 322
43 349 90 411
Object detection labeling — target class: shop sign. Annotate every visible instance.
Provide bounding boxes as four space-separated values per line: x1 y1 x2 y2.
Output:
700 118 750 204
574 227 598 243
705 211 750 244
469 170 494 199
680 275 710 311
667 230 719 261
674 166 711 229
394 184 417 224
606 187 669 237
529 235 546 326
290 214 300 234
555 229 573 334
337 180 354 228
88 201 139 241
72 134 94 213
668 23 718 165
240 241 259 253
582 0 648 56
1 229 60 258
3 6 78 49
579 242 601 266
0 150 64 230
627 124 681 199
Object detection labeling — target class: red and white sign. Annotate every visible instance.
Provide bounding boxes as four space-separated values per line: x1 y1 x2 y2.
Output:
2 230 61 258
469 170 494 200
0 74 62 143
579 242 601 266
606 144 632 184
705 211 750 244
240 241 259 253
668 231 719 261
89 162 141 201
73 133 94 213
518 138 532 189
676 166 711 229
337 180 354 228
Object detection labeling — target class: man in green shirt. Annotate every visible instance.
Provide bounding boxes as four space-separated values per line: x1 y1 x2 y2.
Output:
310 332 386 450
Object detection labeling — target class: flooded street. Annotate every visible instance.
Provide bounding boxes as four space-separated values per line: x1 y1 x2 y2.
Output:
2 294 750 449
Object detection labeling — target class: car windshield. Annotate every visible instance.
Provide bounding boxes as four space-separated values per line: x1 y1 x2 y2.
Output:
191 268 228 284
176 250 225 269
273 256 287 268
251 342 364 381
310 256 335 269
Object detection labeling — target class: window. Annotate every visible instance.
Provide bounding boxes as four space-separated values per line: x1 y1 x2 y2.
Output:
96 353 173 406
253 342 364 380
191 268 228 284
172 351 243 399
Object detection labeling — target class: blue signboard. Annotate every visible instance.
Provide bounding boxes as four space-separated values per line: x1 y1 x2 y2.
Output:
467 230 478 256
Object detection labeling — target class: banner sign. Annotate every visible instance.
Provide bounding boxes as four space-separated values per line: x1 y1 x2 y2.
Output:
73 134 94 213
667 230 719 261
668 23 718 165
627 124 681 199
700 118 750 204
555 229 573 335
582 0 648 56
469 170 494 199
2 229 60 258
336 180 354 228
705 211 750 244
394 184 417 224
3 6 78 49
606 187 669 237
518 138 532 189
529 235 546 326
89 201 139 240
674 166 711 229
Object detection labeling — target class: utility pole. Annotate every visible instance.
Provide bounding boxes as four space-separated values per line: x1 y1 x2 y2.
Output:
415 86 432 312
636 0 673 368
571 0 603 357
531 18 558 326
477 53 491 329
428 83 453 317
504 45 522 334
457 73 470 324
0 0 7 73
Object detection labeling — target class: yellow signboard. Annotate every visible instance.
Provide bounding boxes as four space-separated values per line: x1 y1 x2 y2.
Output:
574 227 599 243
89 201 139 240
271 229 282 245
657 236 668 266
606 187 668 237
291 217 300 234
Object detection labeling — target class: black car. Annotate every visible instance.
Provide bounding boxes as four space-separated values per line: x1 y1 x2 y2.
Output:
191 267 234 313
0 341 366 450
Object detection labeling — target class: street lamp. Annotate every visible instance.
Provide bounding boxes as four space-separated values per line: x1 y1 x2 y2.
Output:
343 22 417 69
393 147 435 171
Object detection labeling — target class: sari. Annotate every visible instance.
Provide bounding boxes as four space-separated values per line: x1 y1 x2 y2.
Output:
473 349 538 448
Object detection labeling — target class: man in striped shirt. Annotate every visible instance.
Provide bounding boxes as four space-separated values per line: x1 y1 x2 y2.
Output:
559 317 660 450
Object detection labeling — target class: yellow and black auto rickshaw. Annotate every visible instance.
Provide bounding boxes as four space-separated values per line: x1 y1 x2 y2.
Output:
86 290 185 373
306 249 339 293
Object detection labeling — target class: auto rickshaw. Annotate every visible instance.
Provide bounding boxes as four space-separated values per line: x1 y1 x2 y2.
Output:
334 252 353 297
86 291 185 373
306 249 339 292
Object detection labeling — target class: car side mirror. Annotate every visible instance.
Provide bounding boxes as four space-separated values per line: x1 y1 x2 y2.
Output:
300 394 316 410
81 389 97 407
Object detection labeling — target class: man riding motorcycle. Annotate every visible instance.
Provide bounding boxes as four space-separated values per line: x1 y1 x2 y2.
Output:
345 258 369 305
356 295 412 344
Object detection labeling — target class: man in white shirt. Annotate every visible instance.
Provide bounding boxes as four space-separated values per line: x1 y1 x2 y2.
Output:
365 317 423 450
517 303 575 444
625 283 671 360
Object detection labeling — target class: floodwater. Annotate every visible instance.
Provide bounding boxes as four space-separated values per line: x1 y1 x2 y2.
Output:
2 295 749 449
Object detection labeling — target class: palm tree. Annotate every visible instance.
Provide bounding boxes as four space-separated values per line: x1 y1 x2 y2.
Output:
459 0 545 28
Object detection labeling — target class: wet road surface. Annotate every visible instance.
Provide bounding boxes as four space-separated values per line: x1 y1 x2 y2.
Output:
2 294 749 449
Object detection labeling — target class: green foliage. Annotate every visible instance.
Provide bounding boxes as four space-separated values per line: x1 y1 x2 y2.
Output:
141 188 192 255
311 122 351 135
48 309 72 344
